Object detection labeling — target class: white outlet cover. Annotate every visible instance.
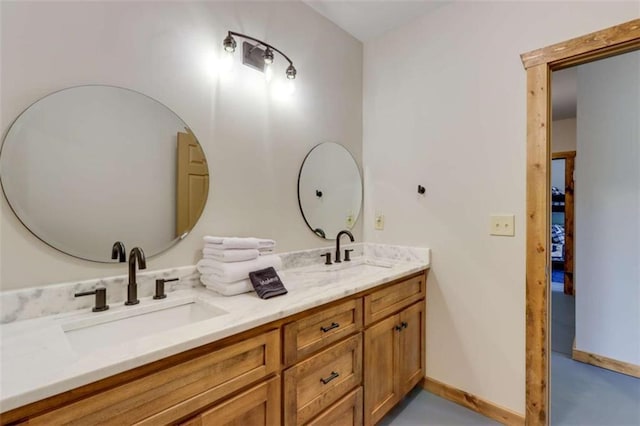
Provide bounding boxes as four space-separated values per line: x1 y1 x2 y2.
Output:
490 214 515 236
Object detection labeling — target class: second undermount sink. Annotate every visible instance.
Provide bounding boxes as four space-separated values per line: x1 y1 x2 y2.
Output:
302 258 394 274
61 297 227 355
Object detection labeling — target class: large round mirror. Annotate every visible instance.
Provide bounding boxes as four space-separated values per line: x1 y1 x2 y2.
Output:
0 85 209 262
297 143 362 239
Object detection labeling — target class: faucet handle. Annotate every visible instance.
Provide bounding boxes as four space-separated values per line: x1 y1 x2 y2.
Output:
75 288 109 312
154 278 178 299
321 252 332 265
344 249 354 262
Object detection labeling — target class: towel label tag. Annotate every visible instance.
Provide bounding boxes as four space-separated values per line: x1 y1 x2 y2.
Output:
249 267 287 299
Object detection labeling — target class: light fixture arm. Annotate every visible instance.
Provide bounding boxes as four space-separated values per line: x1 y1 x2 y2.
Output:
227 31 294 67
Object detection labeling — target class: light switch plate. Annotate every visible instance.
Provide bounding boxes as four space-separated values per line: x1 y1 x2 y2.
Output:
375 214 385 230
490 214 515 236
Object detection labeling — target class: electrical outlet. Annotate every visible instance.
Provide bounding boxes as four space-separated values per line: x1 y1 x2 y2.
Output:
375 214 385 230
490 214 515 236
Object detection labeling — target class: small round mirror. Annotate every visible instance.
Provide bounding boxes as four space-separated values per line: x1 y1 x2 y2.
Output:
297 143 362 239
0 85 209 262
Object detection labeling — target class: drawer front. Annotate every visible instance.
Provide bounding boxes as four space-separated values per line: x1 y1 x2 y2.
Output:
284 333 363 426
191 375 280 426
307 386 363 426
364 273 426 326
30 329 280 426
284 298 362 365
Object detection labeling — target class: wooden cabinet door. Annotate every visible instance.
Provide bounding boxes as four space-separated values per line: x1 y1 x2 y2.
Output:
364 314 400 426
184 376 280 426
398 301 425 394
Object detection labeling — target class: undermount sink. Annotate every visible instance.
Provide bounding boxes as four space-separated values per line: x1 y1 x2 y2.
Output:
61 297 227 355
301 258 394 275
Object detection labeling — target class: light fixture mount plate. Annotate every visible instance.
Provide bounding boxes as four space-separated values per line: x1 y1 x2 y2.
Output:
242 42 266 73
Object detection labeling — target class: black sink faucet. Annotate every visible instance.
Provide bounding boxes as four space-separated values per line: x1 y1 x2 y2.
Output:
126 247 146 305
335 230 355 263
111 241 126 262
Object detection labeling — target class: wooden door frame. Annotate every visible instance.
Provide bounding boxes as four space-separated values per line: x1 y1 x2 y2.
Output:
520 19 640 426
551 151 575 295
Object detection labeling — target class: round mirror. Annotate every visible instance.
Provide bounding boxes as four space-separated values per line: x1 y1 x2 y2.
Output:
297 143 362 239
0 85 209 262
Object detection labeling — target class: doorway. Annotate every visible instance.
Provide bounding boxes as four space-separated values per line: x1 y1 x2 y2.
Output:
521 19 640 426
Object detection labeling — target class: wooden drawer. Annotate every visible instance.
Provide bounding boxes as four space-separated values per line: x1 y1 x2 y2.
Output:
29 329 280 426
284 298 362 365
180 375 280 426
307 386 363 426
364 273 426 326
284 333 363 426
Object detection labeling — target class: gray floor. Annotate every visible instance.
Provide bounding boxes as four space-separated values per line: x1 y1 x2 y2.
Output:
551 283 640 425
379 387 500 426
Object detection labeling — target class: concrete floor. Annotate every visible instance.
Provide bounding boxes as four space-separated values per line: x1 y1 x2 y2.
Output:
380 387 500 426
551 285 640 425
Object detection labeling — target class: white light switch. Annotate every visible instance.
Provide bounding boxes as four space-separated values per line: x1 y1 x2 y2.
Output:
375 214 385 230
490 215 515 236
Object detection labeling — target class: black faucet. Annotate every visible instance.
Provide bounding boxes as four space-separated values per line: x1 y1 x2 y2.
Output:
111 241 126 263
126 247 146 305
334 230 355 263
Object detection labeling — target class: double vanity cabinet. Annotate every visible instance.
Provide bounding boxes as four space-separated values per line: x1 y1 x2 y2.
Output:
2 270 427 426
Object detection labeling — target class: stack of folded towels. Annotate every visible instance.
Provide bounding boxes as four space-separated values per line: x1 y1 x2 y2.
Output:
197 236 281 296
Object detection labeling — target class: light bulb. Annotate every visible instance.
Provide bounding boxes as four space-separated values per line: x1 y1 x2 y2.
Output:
264 63 273 83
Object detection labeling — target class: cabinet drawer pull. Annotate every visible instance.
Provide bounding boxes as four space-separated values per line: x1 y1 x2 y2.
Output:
320 371 340 384
320 322 340 333
395 324 403 331
401 321 408 329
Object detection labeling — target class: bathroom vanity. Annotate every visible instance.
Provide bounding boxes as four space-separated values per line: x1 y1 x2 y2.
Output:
0 250 428 426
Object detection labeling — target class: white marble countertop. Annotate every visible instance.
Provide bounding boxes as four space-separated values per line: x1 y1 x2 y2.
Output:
0 252 429 413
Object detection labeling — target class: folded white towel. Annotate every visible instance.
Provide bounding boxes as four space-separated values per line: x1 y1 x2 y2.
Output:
203 236 259 249
200 276 253 296
202 247 259 262
258 247 275 254
203 236 276 250
196 255 282 283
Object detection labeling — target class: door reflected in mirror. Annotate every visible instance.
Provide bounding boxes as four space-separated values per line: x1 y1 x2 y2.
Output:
0 85 209 262
297 142 362 240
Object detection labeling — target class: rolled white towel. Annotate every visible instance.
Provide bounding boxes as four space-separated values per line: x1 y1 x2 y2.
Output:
200 276 253 296
258 247 275 254
202 247 259 262
196 255 282 283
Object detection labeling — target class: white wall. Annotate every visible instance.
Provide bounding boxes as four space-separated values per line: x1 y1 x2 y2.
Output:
575 50 640 366
363 1 638 414
553 118 577 153
0 1 363 290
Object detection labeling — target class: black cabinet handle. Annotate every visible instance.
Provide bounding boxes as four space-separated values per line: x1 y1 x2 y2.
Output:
321 322 340 333
395 324 403 331
320 371 339 384
401 321 408 329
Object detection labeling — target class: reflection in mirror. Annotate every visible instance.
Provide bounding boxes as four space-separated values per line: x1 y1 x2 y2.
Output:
297 143 362 240
0 85 209 262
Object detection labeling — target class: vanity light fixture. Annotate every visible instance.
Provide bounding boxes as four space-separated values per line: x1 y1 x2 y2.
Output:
222 31 297 80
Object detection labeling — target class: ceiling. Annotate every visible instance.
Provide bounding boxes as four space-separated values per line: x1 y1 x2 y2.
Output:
552 67 577 120
303 0 577 120
302 0 447 42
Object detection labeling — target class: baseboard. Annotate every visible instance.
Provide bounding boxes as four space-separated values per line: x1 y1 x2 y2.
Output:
572 344 640 379
422 377 525 426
